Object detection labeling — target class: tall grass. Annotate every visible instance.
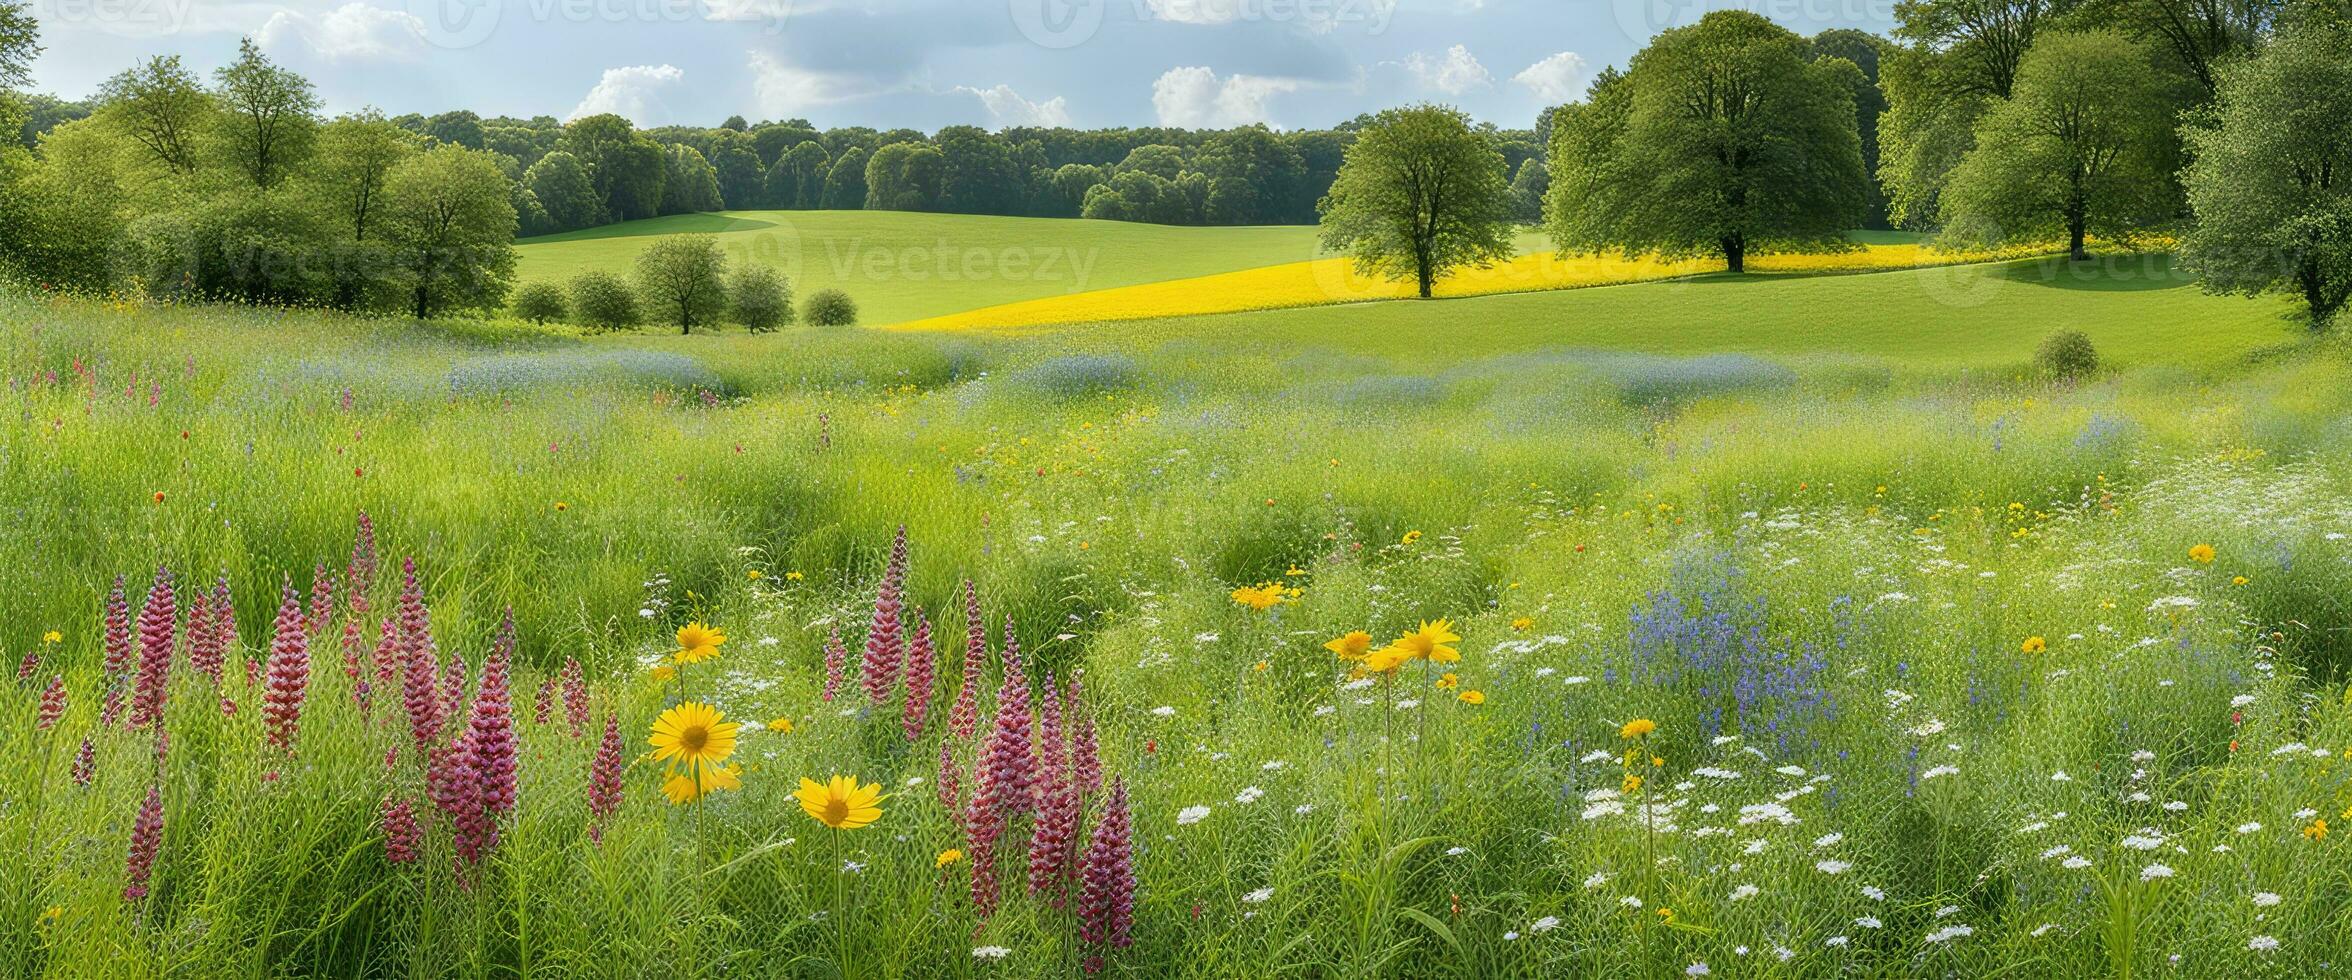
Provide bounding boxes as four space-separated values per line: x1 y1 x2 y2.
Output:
5 282 2352 977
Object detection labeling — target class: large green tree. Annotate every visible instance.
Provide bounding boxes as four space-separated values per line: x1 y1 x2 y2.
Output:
0 0 36 91
308 110 413 308
524 149 600 231
1546 11 1868 273
379 144 517 319
2181 19 2352 326
864 141 945 211
1936 29 2176 259
659 144 722 214
2078 0 2278 95
96 56 211 175
212 38 318 188
1318 103 1513 298
1880 1 2071 228
635 234 729 334
821 145 869 209
557 114 666 222
1811 28 1898 228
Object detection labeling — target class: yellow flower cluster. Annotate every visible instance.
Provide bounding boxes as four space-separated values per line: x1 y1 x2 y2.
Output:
893 241 2090 334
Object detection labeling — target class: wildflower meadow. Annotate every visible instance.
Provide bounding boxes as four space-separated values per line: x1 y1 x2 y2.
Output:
6 260 2352 978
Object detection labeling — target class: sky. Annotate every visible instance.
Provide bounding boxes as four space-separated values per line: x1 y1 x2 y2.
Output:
20 0 1899 131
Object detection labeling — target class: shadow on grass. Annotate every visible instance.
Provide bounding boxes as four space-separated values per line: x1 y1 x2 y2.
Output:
1995 254 2193 292
520 213 782 244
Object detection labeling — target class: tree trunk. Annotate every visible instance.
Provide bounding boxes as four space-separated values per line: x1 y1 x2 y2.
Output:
1417 264 1433 299
2067 188 2088 261
413 283 429 321
2301 261 2334 330
1721 237 1744 274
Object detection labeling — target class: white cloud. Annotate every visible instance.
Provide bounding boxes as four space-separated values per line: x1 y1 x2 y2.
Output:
1512 50 1588 103
959 84 1072 128
747 51 881 116
568 64 688 125
1150 66 1299 128
1143 0 1244 25
1402 44 1492 96
256 3 428 64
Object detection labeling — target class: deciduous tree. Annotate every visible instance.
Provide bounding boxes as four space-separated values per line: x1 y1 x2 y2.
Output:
1319 103 1514 297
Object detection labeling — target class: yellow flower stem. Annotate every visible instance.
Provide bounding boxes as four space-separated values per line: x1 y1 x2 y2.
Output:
833 828 850 980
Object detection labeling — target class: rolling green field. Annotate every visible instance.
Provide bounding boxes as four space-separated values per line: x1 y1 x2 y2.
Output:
6 249 2352 978
515 212 1333 325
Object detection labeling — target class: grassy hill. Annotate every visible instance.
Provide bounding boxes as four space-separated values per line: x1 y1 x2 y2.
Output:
514 211 1329 325
905 253 2301 373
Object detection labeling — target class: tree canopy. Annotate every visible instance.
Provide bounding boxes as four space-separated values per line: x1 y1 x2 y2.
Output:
1317 104 1514 298
1546 10 1869 272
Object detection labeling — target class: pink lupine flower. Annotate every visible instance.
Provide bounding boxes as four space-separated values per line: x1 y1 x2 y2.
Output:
937 739 962 812
978 628 1036 821
1027 734 1082 906
209 574 238 654
1078 777 1137 971
439 650 468 723
130 568 177 730
37 675 66 730
14 651 34 682
1068 671 1100 797
902 614 936 741
534 677 555 725
123 784 165 902
380 796 420 865
373 619 401 689
948 579 985 740
467 645 518 816
560 657 589 738
1036 674 1068 803
186 588 224 683
101 685 126 727
861 525 910 704
587 712 625 844
821 625 848 702
73 738 96 785
964 788 1006 917
262 584 311 753
347 510 379 606
305 562 336 639
398 559 443 750
341 618 366 683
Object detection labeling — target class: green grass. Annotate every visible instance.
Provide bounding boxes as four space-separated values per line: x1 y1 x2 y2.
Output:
6 254 2352 978
515 211 1329 325
1000 253 2299 372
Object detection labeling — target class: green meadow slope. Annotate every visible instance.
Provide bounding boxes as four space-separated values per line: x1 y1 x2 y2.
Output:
515 211 1329 325
974 253 2301 372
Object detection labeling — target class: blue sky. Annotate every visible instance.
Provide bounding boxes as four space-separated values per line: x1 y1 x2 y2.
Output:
23 0 1898 130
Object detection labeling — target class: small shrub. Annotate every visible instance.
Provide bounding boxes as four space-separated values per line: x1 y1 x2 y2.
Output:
570 270 641 333
511 281 567 325
729 264 793 333
803 289 858 327
2036 329 2098 380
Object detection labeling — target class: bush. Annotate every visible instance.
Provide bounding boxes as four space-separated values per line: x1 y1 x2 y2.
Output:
511 281 567 325
570 270 641 333
635 234 729 334
2036 329 2099 380
729 264 793 333
803 288 858 327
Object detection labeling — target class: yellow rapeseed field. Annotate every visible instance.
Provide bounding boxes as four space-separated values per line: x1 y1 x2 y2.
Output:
892 241 2070 334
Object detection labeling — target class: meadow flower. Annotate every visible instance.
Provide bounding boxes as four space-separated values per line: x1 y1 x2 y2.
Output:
130 568 177 730
1324 631 1373 661
862 527 910 702
2188 544 2215 564
1925 924 1974 943
587 713 625 843
1815 860 1852 875
2139 864 2174 881
1391 619 1461 663
1244 887 1273 904
1458 690 1485 704
1230 582 1285 611
2249 936 2280 951
2252 891 2281 907
1362 646 1413 675
381 796 421 864
261 585 311 753
648 702 741 798
949 581 986 737
902 615 937 741
797 775 885 829
36 675 65 730
122 784 164 902
972 946 1011 960
2020 636 2046 654
1621 718 1656 739
673 622 726 665
822 625 849 703
1730 884 1759 901
661 765 742 804
1177 805 1212 825
937 849 964 868
1078 778 1137 970
2304 818 2327 841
